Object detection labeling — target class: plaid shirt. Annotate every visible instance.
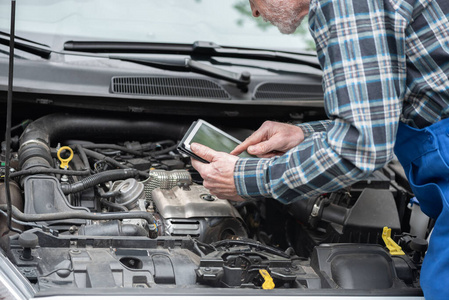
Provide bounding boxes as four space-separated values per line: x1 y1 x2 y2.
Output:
234 0 449 203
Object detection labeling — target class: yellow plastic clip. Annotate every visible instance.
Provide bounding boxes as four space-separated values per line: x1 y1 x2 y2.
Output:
382 227 405 255
259 269 275 290
57 146 74 169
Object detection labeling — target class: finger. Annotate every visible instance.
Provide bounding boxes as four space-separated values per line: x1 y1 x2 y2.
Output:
190 143 217 162
231 132 265 155
230 144 245 156
247 140 279 155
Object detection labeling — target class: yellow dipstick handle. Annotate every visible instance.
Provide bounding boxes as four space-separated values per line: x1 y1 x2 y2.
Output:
259 269 275 290
57 146 74 169
382 227 405 255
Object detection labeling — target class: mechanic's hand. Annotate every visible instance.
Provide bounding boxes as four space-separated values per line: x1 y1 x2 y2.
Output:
190 143 246 202
231 121 304 158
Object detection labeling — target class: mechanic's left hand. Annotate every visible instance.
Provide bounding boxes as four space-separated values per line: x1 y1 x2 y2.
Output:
190 143 245 202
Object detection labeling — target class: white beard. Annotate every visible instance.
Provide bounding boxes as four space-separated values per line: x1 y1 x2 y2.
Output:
262 0 305 34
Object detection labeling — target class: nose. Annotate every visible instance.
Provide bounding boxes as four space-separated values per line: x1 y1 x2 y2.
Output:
249 2 260 17
252 8 260 17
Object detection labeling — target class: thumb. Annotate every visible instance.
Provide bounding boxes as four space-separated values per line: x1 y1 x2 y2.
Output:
247 140 275 155
190 143 217 162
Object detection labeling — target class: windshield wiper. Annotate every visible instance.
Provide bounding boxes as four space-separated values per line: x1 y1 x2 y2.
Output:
110 56 251 91
0 31 51 59
64 40 321 70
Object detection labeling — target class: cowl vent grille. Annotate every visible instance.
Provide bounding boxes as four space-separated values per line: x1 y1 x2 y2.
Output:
254 82 323 100
111 76 231 99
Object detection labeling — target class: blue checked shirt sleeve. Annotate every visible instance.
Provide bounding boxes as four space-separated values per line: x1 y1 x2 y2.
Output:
234 0 407 203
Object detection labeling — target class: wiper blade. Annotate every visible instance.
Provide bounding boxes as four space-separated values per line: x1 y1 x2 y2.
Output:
64 40 321 70
0 31 51 59
64 40 193 54
111 56 251 91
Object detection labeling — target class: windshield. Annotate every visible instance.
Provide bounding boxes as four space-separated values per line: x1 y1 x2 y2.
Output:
0 0 314 52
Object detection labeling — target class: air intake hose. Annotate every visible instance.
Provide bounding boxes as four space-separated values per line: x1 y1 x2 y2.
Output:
18 113 189 172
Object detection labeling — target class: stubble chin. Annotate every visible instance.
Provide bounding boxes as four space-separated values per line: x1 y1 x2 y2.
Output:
262 4 307 35
272 16 305 34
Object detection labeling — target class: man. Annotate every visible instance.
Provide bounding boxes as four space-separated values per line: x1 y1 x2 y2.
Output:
191 0 449 298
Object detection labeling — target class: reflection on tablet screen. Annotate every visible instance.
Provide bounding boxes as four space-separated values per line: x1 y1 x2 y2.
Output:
190 122 253 158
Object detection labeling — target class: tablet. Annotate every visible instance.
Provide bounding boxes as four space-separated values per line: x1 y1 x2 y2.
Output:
178 119 254 163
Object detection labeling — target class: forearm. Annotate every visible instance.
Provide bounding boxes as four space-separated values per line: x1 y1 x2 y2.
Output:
234 125 392 203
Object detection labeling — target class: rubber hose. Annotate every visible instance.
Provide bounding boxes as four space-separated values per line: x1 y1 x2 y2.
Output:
10 167 90 178
18 113 190 173
74 144 90 172
100 199 128 212
61 169 138 195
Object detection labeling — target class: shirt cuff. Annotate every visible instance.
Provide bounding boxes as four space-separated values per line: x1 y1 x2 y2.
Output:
296 120 331 138
233 157 272 199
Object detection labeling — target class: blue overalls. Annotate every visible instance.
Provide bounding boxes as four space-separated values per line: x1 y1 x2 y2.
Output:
394 117 449 300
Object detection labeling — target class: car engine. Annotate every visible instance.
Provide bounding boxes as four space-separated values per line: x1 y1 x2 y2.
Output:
0 113 425 296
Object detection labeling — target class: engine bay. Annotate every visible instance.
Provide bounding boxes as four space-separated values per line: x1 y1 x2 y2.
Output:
0 113 425 296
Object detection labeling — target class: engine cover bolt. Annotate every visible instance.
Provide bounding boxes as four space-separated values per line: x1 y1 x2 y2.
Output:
201 194 215 202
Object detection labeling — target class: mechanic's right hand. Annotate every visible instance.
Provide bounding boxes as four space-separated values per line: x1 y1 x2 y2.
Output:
231 121 304 158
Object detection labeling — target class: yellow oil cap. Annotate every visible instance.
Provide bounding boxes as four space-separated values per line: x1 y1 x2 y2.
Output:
57 146 74 169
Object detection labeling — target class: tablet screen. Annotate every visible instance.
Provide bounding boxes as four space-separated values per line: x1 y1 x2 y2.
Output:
182 120 253 158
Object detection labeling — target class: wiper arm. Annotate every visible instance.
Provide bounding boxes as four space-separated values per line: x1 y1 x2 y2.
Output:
193 41 321 70
0 31 51 59
111 56 251 91
64 40 321 70
0 31 49 47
